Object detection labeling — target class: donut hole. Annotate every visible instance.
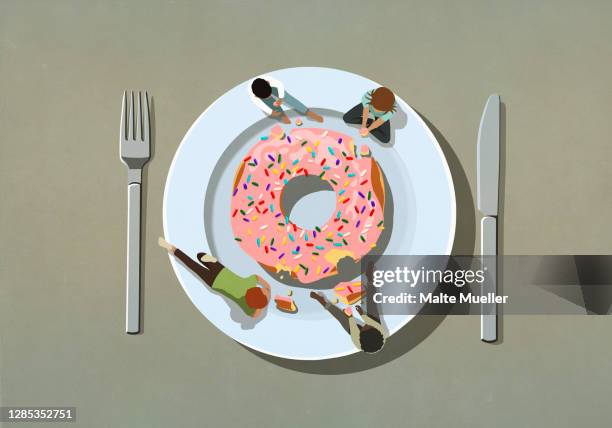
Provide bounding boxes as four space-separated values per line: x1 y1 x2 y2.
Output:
280 175 336 231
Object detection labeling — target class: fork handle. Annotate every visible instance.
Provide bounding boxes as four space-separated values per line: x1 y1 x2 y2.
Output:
126 181 142 334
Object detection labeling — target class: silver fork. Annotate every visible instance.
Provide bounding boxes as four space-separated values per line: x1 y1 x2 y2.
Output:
120 91 151 334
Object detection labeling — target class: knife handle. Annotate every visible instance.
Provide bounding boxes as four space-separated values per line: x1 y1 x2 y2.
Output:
126 182 141 334
480 216 497 342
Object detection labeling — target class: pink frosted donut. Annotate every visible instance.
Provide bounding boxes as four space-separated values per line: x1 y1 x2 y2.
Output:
230 126 385 284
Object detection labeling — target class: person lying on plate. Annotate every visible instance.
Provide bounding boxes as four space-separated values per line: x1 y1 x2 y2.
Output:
343 86 396 144
158 237 271 318
310 292 388 354
249 75 323 125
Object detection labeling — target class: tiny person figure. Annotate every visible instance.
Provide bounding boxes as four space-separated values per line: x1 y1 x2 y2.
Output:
310 292 388 353
249 75 323 124
159 238 271 318
343 87 396 144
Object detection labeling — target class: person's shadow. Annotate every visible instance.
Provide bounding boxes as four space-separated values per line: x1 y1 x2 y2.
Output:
229 303 267 330
387 106 408 146
247 110 476 373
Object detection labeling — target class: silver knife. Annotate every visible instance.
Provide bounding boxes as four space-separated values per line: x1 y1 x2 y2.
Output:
477 94 500 343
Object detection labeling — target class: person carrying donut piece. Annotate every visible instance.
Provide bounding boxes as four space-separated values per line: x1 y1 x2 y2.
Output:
310 261 388 353
310 292 388 354
249 75 324 125
343 87 396 144
158 237 271 318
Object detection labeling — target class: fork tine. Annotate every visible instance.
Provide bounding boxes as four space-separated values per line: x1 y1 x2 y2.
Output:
136 91 142 141
128 91 134 140
120 91 127 141
143 92 150 143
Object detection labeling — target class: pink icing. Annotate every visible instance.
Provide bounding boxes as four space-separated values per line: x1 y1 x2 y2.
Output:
334 281 363 298
230 126 385 284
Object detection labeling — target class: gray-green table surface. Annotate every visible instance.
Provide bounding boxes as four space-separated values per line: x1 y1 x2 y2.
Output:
2 1 612 427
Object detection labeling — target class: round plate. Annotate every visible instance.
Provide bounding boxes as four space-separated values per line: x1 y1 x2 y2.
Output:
163 67 455 360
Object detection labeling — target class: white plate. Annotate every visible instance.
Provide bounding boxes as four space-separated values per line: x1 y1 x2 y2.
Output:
163 67 455 360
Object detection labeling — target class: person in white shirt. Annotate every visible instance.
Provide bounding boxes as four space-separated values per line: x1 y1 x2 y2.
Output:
249 75 323 124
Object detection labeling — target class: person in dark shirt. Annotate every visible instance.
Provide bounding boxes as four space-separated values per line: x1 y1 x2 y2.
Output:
343 87 396 143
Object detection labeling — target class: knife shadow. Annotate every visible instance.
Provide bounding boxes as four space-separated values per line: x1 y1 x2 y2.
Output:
491 101 507 345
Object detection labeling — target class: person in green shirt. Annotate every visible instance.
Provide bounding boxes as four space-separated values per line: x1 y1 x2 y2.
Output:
343 87 396 144
158 238 271 318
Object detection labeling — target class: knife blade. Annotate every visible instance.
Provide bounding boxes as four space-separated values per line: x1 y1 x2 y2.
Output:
477 94 500 343
477 95 500 216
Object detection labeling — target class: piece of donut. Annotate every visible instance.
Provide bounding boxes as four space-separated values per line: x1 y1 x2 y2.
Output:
230 126 386 284
233 160 246 190
370 158 385 208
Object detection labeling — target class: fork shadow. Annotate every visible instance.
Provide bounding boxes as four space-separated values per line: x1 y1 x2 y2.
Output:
137 95 155 335
247 111 476 373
